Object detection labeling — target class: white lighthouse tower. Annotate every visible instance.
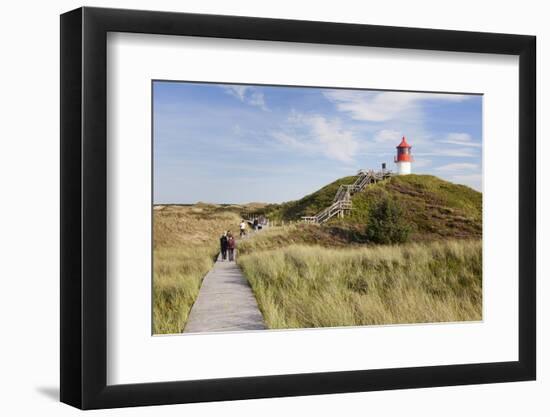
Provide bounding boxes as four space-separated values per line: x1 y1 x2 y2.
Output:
394 136 413 175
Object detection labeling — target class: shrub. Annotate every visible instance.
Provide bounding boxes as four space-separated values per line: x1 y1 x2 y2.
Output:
366 195 411 244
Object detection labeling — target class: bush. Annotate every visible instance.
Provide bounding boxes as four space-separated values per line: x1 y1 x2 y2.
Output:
366 196 411 244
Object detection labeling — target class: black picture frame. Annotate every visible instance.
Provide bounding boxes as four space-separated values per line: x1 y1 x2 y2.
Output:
60 6 536 410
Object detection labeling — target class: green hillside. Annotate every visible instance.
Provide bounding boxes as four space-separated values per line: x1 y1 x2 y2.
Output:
262 174 482 241
263 176 356 220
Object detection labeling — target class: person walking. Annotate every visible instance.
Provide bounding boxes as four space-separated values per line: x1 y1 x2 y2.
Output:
253 218 259 231
227 232 236 261
239 220 247 238
219 231 228 261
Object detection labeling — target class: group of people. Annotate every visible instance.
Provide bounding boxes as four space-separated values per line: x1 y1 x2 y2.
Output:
219 231 237 262
219 219 254 262
220 218 267 262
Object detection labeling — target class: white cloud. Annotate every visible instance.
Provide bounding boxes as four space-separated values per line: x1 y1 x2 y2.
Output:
225 85 249 100
439 132 481 148
308 116 359 162
449 174 482 191
248 90 268 110
417 148 477 158
223 85 268 111
323 90 470 122
414 159 432 168
232 124 242 135
373 129 402 143
271 131 307 150
445 133 472 142
435 162 479 172
434 162 482 190
271 113 359 163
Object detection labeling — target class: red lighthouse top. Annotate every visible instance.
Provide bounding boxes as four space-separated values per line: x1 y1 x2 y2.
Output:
396 136 411 149
395 136 413 162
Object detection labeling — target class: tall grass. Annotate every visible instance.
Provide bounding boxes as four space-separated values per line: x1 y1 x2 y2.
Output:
153 205 241 334
153 204 483 333
238 240 482 329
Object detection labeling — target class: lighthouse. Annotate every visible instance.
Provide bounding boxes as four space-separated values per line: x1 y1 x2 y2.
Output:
394 136 413 175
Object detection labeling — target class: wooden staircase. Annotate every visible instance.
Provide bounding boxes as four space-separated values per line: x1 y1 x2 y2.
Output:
302 169 392 224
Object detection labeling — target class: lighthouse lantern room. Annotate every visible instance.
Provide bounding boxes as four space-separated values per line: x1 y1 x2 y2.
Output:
394 136 413 175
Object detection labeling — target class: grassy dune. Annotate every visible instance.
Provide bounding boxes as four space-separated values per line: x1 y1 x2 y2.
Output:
153 205 241 334
154 174 482 333
256 175 482 241
262 176 357 221
236 223 365 254
238 239 482 329
348 175 482 240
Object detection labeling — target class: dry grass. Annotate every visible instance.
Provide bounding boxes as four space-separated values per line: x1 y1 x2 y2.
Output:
153 205 241 334
238 239 482 329
153 204 483 333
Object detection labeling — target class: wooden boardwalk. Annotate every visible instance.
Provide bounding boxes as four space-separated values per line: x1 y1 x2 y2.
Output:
302 169 393 224
183 253 266 333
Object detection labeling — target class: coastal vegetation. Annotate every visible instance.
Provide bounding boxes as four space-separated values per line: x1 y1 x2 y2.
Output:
153 175 483 334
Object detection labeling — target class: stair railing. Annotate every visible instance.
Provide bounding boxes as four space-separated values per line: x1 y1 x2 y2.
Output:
304 169 393 224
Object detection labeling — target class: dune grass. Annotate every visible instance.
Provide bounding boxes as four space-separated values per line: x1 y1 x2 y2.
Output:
238 239 482 329
347 175 482 240
253 174 482 241
153 205 241 334
153 191 482 333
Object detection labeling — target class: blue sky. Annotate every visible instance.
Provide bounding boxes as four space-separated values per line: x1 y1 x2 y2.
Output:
153 81 482 204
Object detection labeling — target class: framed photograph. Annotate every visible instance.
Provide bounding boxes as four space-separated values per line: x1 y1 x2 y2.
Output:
60 7 536 409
